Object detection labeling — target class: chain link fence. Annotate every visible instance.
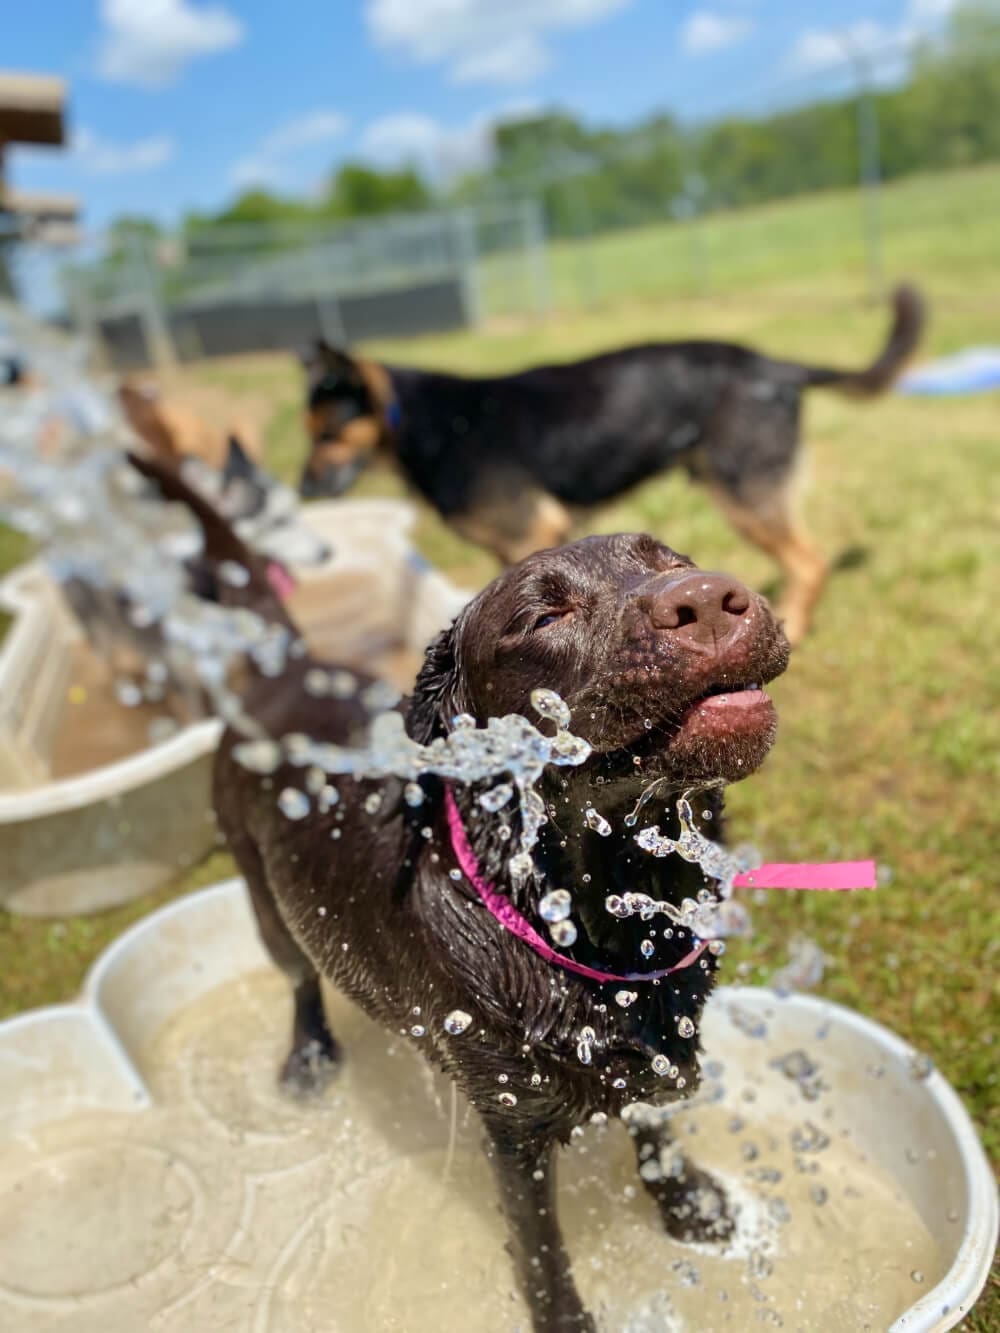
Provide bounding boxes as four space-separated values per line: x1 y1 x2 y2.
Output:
5 19 1000 359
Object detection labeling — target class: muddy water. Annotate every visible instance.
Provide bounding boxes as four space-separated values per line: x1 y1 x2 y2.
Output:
0 971 944 1332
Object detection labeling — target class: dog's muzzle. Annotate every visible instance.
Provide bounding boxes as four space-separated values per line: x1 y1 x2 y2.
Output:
299 459 367 499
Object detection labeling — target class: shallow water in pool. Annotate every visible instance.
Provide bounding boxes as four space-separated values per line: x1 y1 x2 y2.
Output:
0 970 944 1331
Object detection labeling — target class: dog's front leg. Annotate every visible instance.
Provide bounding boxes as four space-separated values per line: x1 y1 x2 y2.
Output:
483 1126 595 1332
625 1103 734 1245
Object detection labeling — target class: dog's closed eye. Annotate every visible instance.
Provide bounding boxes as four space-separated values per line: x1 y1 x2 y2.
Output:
533 609 573 631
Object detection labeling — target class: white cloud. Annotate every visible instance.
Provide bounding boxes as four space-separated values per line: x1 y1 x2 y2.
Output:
786 20 890 75
906 0 958 24
360 112 495 179
681 12 754 56
785 0 960 82
230 109 349 189
71 127 175 174
365 0 631 85
97 0 244 89
452 33 549 84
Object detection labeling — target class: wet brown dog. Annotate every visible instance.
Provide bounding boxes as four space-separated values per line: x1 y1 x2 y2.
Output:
135 455 790 1330
299 286 922 643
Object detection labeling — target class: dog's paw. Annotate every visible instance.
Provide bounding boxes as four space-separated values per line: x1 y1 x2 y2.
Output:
648 1163 736 1246
279 1036 341 1099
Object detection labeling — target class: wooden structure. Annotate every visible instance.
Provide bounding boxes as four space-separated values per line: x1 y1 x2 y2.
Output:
0 72 77 294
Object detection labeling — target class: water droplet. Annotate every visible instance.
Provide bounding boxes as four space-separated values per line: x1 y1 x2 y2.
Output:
444 1010 472 1035
404 781 424 808
304 668 329 696
317 784 339 812
218 560 250 587
791 1122 830 1154
615 989 637 1009
449 868 462 882
114 680 144 708
748 1250 773 1280
364 791 383 815
278 787 310 820
651 1054 671 1076
410 1024 426 1038
911 1270 924 1284
605 894 630 918
612 1077 627 1090
509 850 534 884
909 1052 934 1081
329 669 356 699
677 1016 696 1038
550 919 577 947
233 739 282 774
498 1091 518 1107
479 782 514 813
531 688 571 729
530 1073 542 1086
640 939 655 958
585 806 612 836
539 889 572 922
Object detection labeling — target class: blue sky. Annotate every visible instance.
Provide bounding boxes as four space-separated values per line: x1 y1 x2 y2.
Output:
5 0 958 231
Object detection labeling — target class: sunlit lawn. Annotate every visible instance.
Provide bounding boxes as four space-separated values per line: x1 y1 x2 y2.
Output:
1 164 997 1326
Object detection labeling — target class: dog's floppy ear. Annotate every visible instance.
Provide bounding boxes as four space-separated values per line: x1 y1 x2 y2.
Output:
407 623 470 746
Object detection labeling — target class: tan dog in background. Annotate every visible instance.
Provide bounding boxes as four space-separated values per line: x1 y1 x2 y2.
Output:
118 376 263 472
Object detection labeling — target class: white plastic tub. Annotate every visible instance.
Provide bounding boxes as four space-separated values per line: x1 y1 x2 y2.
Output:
0 499 468 916
0 879 993 1332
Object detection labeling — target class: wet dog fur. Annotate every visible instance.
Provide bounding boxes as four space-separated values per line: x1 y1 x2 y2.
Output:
133 453 790 1331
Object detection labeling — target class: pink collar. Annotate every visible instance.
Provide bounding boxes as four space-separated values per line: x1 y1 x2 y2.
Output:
445 787 708 983
444 787 875 987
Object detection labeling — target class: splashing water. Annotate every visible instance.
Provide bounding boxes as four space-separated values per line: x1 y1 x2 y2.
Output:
599 795 762 944
244 688 592 886
770 935 827 994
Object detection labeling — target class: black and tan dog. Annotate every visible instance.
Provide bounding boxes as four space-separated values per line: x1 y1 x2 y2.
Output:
135 453 789 1331
300 286 922 643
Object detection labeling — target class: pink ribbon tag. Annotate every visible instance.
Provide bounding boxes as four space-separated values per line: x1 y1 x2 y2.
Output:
266 561 296 601
733 861 877 892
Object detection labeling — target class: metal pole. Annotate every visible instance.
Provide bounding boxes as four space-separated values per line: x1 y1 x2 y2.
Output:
311 234 347 347
453 208 482 328
129 231 176 369
842 39 885 303
522 197 552 320
680 128 710 297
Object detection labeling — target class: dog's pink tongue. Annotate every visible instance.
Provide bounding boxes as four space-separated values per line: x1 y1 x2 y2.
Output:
734 861 877 891
266 562 296 601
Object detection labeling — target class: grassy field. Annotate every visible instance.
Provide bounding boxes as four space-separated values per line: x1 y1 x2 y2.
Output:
1 165 997 1324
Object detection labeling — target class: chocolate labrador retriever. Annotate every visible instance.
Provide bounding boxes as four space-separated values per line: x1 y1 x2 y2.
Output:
134 455 790 1330
299 285 923 643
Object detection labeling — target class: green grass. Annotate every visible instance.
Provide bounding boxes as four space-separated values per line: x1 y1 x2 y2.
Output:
1 163 997 1326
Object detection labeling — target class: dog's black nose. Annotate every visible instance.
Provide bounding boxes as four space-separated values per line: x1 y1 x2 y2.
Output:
649 571 750 646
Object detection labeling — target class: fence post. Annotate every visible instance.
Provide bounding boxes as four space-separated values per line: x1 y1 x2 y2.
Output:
521 197 552 320
454 208 483 328
857 84 884 304
129 232 176 370
311 235 347 348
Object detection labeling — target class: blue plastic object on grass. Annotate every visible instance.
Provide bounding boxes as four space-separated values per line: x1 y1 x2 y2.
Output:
898 347 1000 396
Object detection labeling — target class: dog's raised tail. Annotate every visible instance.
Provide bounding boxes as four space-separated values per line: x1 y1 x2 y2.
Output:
127 451 294 626
801 284 925 397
